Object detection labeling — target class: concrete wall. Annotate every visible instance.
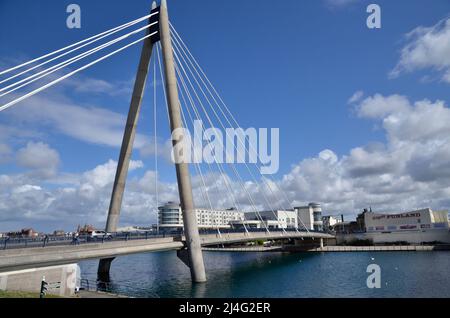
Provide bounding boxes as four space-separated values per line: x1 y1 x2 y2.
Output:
0 264 79 297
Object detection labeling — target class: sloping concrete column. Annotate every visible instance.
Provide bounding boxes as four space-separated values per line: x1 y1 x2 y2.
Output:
159 0 206 283
99 2 158 277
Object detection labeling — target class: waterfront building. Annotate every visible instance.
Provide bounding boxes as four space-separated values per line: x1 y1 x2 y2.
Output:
158 202 245 232
364 208 449 233
295 203 323 231
338 208 450 244
53 230 66 237
240 210 298 229
6 228 38 238
322 215 342 231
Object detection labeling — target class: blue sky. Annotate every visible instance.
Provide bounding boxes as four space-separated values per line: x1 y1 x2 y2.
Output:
1 0 450 232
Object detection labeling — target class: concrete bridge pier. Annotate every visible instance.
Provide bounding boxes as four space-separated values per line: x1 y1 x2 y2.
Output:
97 257 115 281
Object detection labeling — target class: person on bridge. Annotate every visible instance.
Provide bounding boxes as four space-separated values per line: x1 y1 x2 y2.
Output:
72 232 80 245
43 234 49 247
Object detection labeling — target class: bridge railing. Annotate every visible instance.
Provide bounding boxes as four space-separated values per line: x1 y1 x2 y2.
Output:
0 231 175 250
199 227 324 235
0 228 327 250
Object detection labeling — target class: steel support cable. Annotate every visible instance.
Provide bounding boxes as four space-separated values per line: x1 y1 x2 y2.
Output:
172 42 285 234
170 24 301 223
173 48 269 234
179 95 221 236
178 82 221 235
176 61 248 236
174 50 263 235
156 44 220 237
153 56 160 233
171 38 285 229
0 14 159 86
170 24 309 233
0 22 159 97
172 46 270 234
0 31 159 112
170 33 289 233
0 12 159 76
177 69 218 234
178 74 249 235
172 51 250 235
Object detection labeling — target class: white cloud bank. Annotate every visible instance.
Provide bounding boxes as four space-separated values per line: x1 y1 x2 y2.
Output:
1 93 450 232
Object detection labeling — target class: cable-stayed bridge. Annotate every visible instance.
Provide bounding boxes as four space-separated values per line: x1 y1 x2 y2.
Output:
0 0 335 283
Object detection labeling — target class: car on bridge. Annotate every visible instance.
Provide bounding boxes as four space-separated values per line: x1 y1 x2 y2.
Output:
88 230 112 241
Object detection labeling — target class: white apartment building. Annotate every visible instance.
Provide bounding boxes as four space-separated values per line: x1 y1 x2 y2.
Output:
295 203 323 231
158 202 245 232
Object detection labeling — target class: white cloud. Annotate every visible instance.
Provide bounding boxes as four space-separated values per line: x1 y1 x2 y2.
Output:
348 90 364 104
391 17 450 83
65 75 133 96
5 93 150 148
357 94 450 143
324 0 360 8
16 141 60 178
356 94 410 119
0 143 12 163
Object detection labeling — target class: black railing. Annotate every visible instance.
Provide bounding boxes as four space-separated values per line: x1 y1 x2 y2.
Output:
0 231 172 250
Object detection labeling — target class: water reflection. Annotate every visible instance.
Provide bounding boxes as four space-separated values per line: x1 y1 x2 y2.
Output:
78 251 450 298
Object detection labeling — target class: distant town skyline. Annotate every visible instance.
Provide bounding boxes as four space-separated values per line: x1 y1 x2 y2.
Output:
1 0 450 232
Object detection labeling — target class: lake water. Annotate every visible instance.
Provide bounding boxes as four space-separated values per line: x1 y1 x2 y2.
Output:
79 251 450 298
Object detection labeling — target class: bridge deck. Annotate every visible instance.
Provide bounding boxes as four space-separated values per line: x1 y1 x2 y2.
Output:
199 231 333 246
0 238 183 272
0 231 334 272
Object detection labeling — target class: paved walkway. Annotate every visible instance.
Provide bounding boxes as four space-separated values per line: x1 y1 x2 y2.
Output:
309 245 450 252
76 290 129 298
203 246 282 252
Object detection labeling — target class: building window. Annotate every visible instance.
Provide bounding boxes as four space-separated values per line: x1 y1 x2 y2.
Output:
313 212 322 222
